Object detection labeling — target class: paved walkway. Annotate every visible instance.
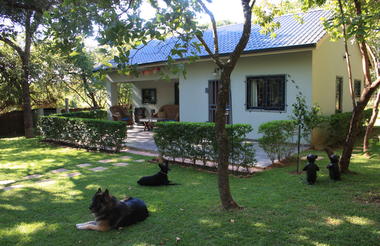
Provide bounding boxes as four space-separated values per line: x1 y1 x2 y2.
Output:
124 125 274 168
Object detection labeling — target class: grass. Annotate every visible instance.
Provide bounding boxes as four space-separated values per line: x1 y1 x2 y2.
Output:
0 137 379 246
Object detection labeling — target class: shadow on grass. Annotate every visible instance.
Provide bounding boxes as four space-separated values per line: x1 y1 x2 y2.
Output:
0 137 379 246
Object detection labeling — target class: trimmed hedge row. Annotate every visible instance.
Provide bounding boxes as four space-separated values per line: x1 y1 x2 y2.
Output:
322 108 372 146
153 122 256 169
57 110 107 119
38 115 126 152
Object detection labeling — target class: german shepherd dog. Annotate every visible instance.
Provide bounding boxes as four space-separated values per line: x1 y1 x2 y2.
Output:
76 188 149 231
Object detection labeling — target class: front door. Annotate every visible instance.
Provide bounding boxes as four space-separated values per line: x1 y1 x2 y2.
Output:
208 80 232 123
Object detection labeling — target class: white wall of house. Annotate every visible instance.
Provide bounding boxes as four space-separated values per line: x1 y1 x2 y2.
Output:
180 51 313 139
312 36 363 115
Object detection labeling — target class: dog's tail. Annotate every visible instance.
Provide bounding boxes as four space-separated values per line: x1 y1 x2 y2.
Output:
167 181 180 185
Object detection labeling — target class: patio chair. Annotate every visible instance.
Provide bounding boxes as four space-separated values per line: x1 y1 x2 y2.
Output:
109 105 134 126
153 104 179 121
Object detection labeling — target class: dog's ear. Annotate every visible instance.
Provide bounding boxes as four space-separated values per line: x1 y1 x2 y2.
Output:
103 189 109 197
158 163 163 169
97 188 102 193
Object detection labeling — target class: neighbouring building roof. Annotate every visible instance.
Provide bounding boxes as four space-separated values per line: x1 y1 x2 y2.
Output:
101 9 331 69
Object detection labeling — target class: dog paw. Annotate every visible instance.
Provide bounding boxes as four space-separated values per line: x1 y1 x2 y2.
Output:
76 224 86 230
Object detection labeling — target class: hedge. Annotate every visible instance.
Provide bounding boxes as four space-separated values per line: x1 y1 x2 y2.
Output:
38 115 126 152
57 110 107 119
322 108 372 146
258 120 296 164
153 121 256 170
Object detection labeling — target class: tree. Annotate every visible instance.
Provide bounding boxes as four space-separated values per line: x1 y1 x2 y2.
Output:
0 0 142 136
302 0 380 173
291 92 321 173
193 0 256 209
0 0 52 137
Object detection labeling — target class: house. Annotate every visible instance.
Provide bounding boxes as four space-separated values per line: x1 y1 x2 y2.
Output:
102 10 363 146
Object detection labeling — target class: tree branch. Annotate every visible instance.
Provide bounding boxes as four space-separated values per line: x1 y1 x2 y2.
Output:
197 0 219 56
195 33 224 67
0 36 24 58
366 43 380 78
227 0 253 68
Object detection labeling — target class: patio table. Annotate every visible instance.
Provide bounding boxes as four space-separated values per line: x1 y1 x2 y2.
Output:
139 118 166 131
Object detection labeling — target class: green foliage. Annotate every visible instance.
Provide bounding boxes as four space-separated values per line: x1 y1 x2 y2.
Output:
153 122 256 170
38 115 126 152
322 108 372 146
57 110 107 119
258 120 297 163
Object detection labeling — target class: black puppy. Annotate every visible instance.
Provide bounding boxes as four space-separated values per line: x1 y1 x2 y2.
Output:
326 154 341 181
303 154 320 185
137 161 175 186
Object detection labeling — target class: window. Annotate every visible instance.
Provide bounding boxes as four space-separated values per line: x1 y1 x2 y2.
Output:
336 77 343 113
142 88 157 104
246 75 285 111
354 79 361 98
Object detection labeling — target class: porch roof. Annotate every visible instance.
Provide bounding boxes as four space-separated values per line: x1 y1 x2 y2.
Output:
97 9 330 70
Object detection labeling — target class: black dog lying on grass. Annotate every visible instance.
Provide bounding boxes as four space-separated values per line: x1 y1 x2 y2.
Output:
76 188 149 231
137 161 177 186
303 154 320 185
327 154 341 181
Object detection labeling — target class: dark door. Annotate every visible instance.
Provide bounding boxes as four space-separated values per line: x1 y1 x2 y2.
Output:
174 82 179 105
208 80 232 123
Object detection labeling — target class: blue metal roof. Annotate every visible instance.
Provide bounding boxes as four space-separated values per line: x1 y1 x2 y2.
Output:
104 9 330 68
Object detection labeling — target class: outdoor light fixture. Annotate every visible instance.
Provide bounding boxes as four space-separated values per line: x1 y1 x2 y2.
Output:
212 68 221 78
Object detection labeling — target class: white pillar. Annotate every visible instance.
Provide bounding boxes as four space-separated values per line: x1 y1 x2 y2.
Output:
105 78 119 120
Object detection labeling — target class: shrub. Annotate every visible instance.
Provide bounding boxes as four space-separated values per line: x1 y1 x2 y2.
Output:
258 120 296 164
323 109 372 146
57 110 107 119
153 122 256 171
38 115 126 152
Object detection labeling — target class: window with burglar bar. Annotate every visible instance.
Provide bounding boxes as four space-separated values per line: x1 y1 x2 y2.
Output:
246 75 286 111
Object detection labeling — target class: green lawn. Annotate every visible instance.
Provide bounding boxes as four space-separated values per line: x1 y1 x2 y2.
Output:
0 137 379 246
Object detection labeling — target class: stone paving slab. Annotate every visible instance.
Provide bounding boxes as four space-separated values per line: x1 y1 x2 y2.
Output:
113 162 129 167
64 172 82 177
23 174 43 179
35 179 56 185
89 167 108 172
134 159 146 163
119 156 132 160
0 180 16 185
3 184 24 191
51 168 69 174
77 163 92 168
98 159 115 163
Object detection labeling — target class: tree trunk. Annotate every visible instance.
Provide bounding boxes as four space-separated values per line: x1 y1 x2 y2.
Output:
82 74 99 108
339 81 380 172
339 104 364 173
22 11 34 138
21 63 34 138
215 68 240 210
363 90 380 155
